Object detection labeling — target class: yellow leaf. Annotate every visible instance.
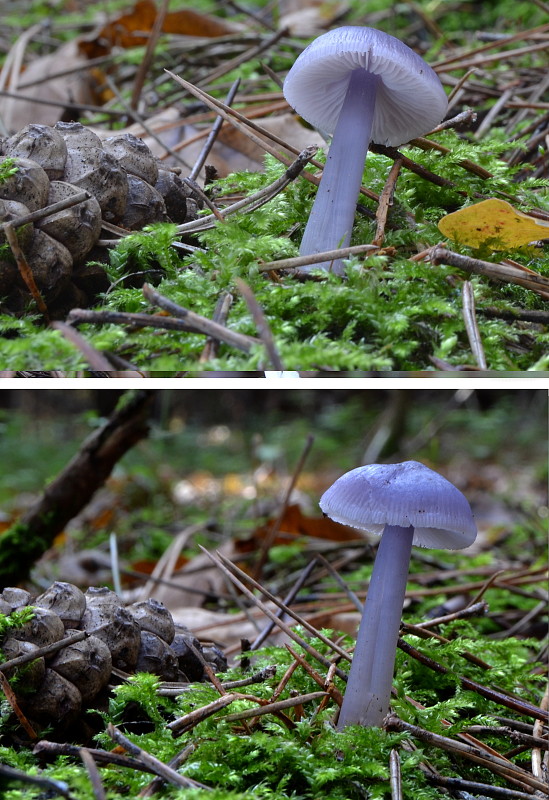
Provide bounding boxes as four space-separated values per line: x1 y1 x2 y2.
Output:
438 198 549 249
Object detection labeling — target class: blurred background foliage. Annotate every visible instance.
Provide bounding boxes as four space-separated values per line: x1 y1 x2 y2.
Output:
0 389 545 563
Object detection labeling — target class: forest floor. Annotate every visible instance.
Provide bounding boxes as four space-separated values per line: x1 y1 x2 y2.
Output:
0 388 546 798
0 0 548 372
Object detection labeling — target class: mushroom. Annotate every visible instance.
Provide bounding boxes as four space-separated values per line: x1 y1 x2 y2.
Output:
319 460 476 729
283 27 448 274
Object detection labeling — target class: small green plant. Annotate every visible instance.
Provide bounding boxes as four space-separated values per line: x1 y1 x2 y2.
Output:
0 606 35 639
0 158 18 185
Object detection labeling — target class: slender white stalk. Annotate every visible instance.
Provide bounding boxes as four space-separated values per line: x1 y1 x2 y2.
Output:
337 524 414 728
299 68 380 274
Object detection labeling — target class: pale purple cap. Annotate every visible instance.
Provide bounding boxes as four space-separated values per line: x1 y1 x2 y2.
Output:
283 26 448 146
319 460 477 549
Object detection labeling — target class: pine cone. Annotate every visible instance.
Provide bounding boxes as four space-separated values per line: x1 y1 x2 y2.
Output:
0 123 199 316
0 582 225 733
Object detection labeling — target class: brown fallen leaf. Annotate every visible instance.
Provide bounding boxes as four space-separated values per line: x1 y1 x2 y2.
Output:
252 503 361 545
80 0 243 56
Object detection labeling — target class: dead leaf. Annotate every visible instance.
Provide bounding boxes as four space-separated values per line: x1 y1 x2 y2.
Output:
278 0 350 36
253 503 361 544
81 0 243 56
1 40 94 132
216 112 326 167
438 198 549 249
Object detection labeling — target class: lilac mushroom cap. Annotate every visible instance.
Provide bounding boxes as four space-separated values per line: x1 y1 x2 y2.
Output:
319 460 476 729
283 27 448 274
319 460 477 549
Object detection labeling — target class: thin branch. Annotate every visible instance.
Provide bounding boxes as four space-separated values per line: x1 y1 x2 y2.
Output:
254 433 315 579
50 321 115 371
4 222 49 322
258 243 380 272
234 277 282 368
189 78 241 181
430 246 549 299
462 281 487 369
106 723 210 790
0 190 91 231
142 283 261 353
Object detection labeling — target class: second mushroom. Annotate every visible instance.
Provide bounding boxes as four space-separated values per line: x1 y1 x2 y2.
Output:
319 460 476 729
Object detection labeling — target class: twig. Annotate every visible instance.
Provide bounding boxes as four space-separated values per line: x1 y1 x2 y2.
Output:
389 749 403 800
251 557 318 649
4 222 49 322
79 749 106 800
222 690 328 722
480 306 549 324
0 630 88 673
412 600 489 629
254 434 315 579
199 291 233 362
221 666 278 690
258 243 381 272
314 553 364 613
142 283 261 353
435 39 549 73
138 744 197 798
373 157 403 246
181 176 226 221
33 740 165 774
167 693 250 735
462 281 488 369
465 726 549 750
206 547 351 664
411 136 493 179
432 23 549 69
429 246 549 299
199 547 350 677
107 723 210 790
50 321 114 371
189 78 241 181
397 638 548 721
285 645 344 707
197 28 288 87
385 714 549 794
532 681 549 778
0 669 37 739
175 145 319 235
130 0 169 110
235 277 282 368
0 190 91 230
0 763 76 800
446 73 478 107
67 298 260 355
425 774 540 799
475 87 516 139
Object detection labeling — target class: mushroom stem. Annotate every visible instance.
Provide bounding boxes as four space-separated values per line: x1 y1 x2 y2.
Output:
299 68 380 274
337 523 414 729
